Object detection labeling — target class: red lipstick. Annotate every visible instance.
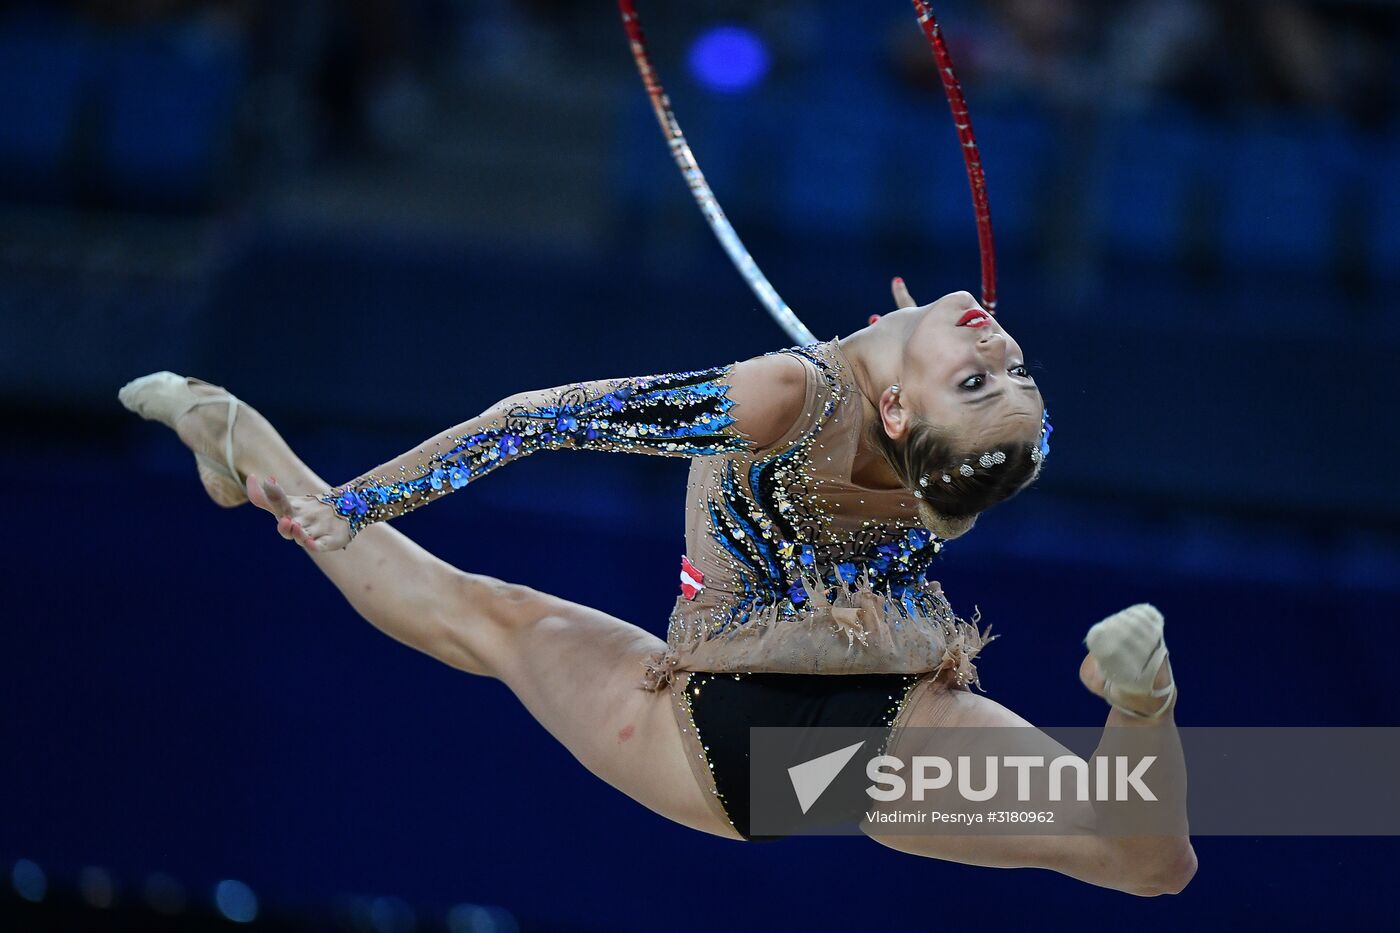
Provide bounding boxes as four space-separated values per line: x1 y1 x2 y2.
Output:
957 308 990 327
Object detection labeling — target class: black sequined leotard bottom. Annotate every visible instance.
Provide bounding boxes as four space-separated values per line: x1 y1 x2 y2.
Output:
681 671 920 840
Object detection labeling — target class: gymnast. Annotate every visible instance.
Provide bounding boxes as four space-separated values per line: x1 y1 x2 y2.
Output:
119 276 1196 895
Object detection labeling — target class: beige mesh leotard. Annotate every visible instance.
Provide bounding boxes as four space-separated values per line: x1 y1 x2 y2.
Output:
648 338 987 689
320 338 989 691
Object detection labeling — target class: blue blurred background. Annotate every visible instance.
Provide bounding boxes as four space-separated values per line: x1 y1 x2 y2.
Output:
2 0 1398 929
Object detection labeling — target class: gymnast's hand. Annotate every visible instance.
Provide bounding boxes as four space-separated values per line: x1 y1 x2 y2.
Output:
891 275 919 310
245 473 353 553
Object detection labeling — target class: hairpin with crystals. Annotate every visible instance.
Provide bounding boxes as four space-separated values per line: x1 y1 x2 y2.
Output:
913 408 1053 497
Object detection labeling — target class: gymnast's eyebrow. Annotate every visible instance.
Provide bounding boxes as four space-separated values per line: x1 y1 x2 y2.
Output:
964 390 1005 406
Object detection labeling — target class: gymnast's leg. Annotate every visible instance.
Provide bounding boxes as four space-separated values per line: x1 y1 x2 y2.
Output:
167 383 741 840
862 657 1196 896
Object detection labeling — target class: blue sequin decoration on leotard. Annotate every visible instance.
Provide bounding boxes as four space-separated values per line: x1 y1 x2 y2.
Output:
322 365 750 537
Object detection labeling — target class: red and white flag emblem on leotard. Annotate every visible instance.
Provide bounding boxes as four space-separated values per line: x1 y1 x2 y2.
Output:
679 556 705 600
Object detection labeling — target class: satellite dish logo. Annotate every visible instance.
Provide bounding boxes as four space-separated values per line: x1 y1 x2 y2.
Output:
787 741 866 814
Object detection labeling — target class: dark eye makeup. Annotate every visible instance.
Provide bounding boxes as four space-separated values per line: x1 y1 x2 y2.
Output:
959 364 1032 391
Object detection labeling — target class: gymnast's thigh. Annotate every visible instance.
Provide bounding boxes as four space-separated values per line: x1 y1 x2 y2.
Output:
485 594 743 840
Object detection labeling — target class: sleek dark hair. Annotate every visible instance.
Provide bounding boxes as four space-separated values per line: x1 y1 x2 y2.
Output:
869 419 1043 539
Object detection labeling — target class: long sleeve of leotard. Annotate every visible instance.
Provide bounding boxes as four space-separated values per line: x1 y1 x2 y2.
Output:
318 351 809 539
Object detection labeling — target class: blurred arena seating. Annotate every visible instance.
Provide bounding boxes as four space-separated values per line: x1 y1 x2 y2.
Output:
2 2 1397 931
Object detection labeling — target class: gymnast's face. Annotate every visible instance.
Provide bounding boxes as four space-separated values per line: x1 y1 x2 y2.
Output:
886 291 1043 449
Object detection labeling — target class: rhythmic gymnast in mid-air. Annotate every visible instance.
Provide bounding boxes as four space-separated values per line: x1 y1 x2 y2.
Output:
118 2 1195 895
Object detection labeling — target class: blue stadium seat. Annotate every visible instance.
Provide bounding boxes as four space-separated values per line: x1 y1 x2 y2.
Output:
1102 110 1214 263
93 27 245 209
782 90 889 235
0 22 87 200
614 96 676 208
907 103 1050 252
963 108 1052 245
1372 132 1400 284
1218 119 1339 272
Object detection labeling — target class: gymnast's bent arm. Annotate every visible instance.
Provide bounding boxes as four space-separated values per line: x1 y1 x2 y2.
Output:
276 352 808 550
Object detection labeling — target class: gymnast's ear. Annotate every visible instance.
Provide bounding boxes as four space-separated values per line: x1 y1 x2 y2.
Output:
878 384 912 442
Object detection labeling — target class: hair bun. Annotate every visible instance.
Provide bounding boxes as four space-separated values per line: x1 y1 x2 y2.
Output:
916 500 978 540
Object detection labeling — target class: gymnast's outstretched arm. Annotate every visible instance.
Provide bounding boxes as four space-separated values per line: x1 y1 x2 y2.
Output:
273 351 809 551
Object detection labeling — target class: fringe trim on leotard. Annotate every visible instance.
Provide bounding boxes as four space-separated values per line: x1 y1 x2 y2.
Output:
641 651 683 692
933 608 997 691
640 566 997 691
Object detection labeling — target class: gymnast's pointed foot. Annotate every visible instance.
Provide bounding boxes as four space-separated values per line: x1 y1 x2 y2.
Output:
118 372 250 507
1078 603 1177 720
